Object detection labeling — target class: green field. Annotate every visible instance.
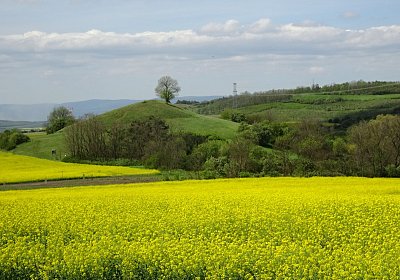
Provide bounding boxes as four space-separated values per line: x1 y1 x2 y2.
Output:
0 151 158 184
0 177 399 278
13 131 66 160
235 92 400 124
193 83 400 127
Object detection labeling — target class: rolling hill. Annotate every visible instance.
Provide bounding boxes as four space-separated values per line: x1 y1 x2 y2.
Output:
13 81 400 160
98 100 239 139
194 81 400 129
13 100 239 160
0 96 220 122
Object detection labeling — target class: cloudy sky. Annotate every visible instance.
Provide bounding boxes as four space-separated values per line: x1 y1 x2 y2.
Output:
1 0 399 104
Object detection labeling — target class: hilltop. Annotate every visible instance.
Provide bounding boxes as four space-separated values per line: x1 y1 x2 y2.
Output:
13 100 239 160
98 100 239 139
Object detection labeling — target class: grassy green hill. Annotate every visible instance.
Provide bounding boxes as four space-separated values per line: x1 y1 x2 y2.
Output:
13 131 66 160
98 100 239 139
13 100 239 160
13 82 400 160
195 81 400 129
235 93 400 124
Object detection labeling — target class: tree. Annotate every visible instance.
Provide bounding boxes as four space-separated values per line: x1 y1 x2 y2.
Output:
155 76 181 103
0 129 30 151
348 114 400 177
46 106 75 134
64 115 107 160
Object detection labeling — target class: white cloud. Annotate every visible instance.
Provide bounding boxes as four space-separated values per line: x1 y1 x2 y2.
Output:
1 15 399 104
248 18 272 33
343 25 400 49
2 19 399 59
309 66 325 74
200 19 241 34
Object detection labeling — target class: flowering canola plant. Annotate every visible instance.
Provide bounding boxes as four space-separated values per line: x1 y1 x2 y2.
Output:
0 177 400 279
0 151 159 183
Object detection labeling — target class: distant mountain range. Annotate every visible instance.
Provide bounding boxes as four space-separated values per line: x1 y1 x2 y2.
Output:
0 96 222 123
0 120 46 132
0 99 140 122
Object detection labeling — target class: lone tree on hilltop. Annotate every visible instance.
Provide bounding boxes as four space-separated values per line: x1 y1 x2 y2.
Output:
155 75 181 104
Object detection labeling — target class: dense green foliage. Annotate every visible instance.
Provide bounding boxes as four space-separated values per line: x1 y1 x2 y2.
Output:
65 115 209 170
11 81 400 178
0 129 30 150
195 81 400 128
46 106 75 134
64 112 399 178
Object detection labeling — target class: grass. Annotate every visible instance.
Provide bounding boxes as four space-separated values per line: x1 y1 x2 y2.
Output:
234 92 400 124
0 151 159 184
13 131 67 160
0 177 399 278
99 100 239 139
167 115 238 138
12 100 239 160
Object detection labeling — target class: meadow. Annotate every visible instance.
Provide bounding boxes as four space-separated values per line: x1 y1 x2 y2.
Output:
0 151 158 184
12 131 66 160
99 100 239 139
0 177 399 279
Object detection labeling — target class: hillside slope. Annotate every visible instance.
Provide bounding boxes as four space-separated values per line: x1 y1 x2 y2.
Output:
194 81 400 128
13 100 239 160
13 131 66 160
98 100 239 139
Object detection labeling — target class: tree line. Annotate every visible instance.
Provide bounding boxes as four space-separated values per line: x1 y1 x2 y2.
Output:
63 113 400 178
64 115 206 170
194 81 400 115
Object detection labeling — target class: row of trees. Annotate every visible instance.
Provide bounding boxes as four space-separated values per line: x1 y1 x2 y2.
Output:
63 112 400 178
195 81 400 116
64 116 206 170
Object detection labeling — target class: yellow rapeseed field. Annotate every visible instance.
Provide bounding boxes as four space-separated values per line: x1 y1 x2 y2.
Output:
0 177 400 279
0 151 159 183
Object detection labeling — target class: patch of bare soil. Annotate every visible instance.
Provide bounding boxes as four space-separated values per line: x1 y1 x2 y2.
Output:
1 175 162 191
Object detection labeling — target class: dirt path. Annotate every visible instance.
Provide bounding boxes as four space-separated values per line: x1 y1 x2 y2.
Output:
1 175 163 191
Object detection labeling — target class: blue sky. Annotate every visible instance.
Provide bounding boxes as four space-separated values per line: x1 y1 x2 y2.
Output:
0 0 399 104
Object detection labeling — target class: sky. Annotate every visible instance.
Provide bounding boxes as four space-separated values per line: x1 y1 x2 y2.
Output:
0 0 399 104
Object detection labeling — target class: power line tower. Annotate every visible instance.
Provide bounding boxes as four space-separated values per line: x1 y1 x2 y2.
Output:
232 82 238 108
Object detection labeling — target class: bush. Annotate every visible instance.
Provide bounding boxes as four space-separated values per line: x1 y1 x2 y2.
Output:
385 165 400 177
0 130 30 151
220 109 247 123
